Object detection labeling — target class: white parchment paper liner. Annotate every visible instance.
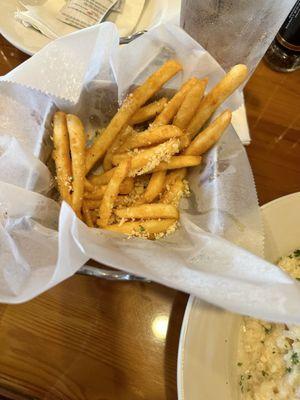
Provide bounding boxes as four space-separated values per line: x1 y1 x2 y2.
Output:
1 22 300 324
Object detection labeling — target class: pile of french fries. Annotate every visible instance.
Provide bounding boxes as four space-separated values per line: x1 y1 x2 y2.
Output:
52 60 247 239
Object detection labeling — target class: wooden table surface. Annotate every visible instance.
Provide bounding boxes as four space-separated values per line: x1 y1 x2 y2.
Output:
0 34 299 400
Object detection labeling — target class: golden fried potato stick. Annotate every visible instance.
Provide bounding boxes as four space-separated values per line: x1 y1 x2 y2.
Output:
144 171 166 203
53 111 72 205
161 179 185 206
153 155 202 172
90 209 99 224
151 77 198 128
173 78 208 129
67 114 86 217
85 60 182 173
187 64 248 138
115 203 179 219
118 125 184 152
84 179 94 192
84 185 106 200
165 168 187 187
83 199 102 209
103 126 134 171
129 98 168 125
178 135 191 151
184 110 232 156
119 177 134 194
101 219 177 236
88 169 115 186
98 160 131 228
82 204 94 228
84 178 134 200
112 138 180 176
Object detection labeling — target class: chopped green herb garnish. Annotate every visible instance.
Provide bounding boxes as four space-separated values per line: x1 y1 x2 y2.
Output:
139 225 145 232
262 370 268 377
94 130 100 137
247 374 252 379
291 352 299 365
294 249 300 257
237 362 243 367
286 367 292 373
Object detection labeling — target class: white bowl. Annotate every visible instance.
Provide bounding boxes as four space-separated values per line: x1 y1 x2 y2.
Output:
177 192 300 400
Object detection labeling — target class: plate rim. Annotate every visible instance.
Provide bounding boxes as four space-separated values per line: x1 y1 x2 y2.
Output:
0 0 179 56
177 191 300 400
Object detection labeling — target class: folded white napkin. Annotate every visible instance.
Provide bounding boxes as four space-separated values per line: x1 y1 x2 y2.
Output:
15 0 145 39
15 0 75 40
232 103 250 145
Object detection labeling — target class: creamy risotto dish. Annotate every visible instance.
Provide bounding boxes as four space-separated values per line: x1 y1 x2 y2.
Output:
237 249 300 400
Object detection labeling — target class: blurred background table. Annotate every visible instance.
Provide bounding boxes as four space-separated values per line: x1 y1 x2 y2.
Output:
0 34 299 400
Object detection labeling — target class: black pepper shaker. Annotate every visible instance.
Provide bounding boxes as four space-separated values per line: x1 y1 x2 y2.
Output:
265 0 300 72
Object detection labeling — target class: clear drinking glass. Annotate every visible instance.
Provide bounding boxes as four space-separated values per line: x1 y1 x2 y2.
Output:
180 0 296 75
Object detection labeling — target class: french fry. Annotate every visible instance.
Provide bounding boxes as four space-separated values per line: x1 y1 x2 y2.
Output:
67 114 86 217
173 78 208 129
161 179 185 206
82 204 94 228
115 203 179 219
144 171 166 203
88 169 115 186
184 110 232 156
112 138 180 176
84 185 106 200
153 155 202 172
165 168 187 186
119 177 134 194
101 219 177 236
84 177 134 200
179 135 191 150
129 98 168 125
129 138 180 176
187 64 248 138
83 200 102 209
118 125 184 152
151 77 198 127
84 179 94 192
90 210 99 224
85 60 182 172
112 153 131 165
98 160 131 228
52 111 72 205
103 125 134 171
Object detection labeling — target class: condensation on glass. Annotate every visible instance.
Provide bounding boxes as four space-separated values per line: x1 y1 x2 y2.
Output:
180 0 296 75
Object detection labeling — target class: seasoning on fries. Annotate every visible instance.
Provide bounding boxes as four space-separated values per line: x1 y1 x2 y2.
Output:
52 60 248 239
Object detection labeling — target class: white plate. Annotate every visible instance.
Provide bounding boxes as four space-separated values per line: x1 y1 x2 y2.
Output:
0 0 180 56
177 192 300 400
